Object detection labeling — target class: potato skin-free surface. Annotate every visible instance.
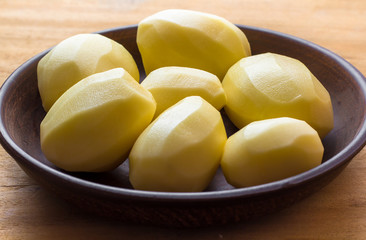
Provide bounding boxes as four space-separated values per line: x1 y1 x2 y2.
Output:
137 9 251 80
221 117 324 188
141 66 226 118
129 96 227 192
38 33 139 111
222 52 334 138
40 68 156 172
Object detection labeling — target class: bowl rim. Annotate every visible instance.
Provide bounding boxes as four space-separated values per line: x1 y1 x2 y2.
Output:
1 24 366 203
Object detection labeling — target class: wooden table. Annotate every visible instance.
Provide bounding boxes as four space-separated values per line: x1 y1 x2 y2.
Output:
1 0 366 239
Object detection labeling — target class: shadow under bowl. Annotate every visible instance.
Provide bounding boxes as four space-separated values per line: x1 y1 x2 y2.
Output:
1 25 366 227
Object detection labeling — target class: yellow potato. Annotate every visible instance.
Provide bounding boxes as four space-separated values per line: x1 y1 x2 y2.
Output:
129 96 227 192
137 9 251 80
40 68 156 172
221 117 324 188
38 33 139 111
141 66 227 118
222 52 334 138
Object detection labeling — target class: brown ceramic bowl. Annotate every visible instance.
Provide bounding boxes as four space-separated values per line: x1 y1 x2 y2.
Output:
1 25 366 227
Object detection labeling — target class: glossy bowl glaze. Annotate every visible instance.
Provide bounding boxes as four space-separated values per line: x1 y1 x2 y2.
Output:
1 25 366 227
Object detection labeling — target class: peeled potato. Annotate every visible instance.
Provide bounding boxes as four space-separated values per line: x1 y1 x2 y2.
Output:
222 52 334 138
40 68 156 172
141 66 227 118
221 117 324 188
38 33 139 111
137 9 251 80
129 96 227 192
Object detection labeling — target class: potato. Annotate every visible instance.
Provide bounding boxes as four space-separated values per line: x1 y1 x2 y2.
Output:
137 9 251 80
38 33 139 111
221 117 324 187
129 96 227 192
222 52 334 138
40 68 156 172
141 66 226 118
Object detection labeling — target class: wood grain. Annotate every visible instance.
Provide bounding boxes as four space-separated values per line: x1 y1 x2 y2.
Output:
1 0 366 239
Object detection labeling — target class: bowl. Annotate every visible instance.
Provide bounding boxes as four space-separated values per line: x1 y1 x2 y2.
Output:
1 25 366 227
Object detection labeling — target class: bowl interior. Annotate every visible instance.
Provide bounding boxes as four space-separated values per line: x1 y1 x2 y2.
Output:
1 25 366 193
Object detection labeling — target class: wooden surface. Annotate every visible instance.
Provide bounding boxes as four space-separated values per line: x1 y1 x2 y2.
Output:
1 0 366 239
